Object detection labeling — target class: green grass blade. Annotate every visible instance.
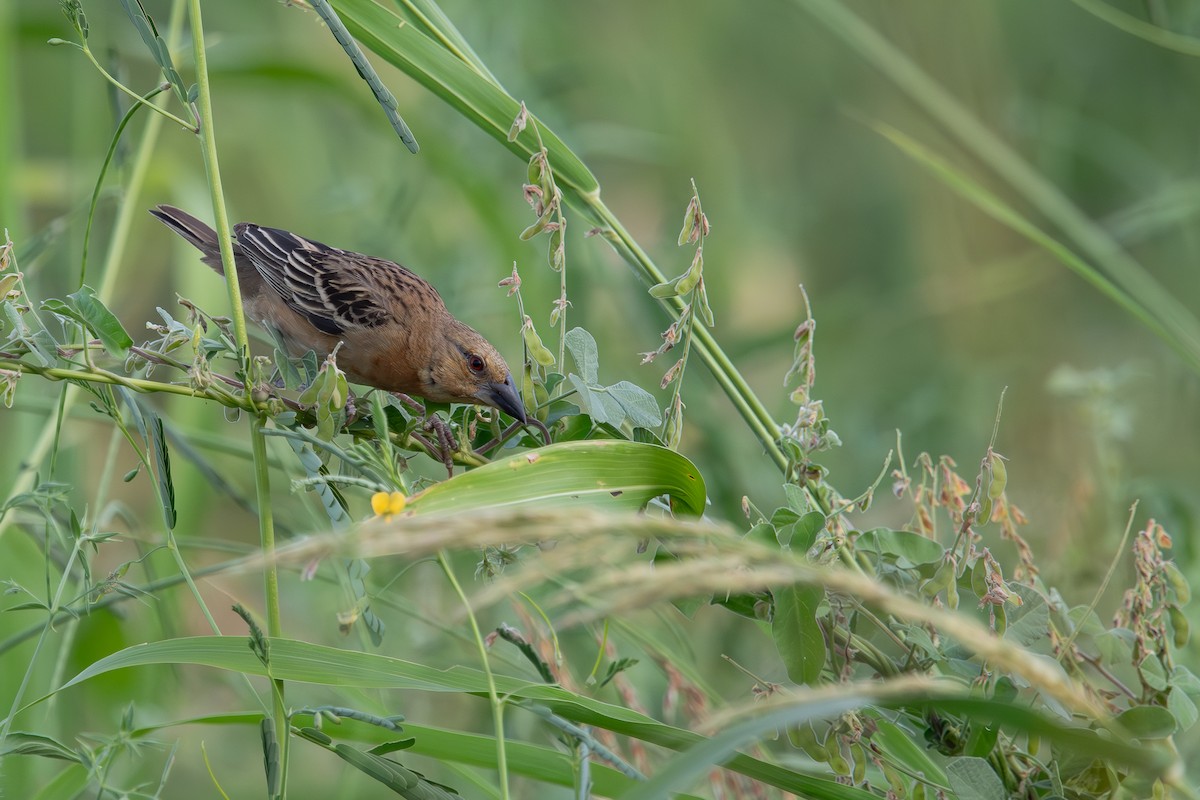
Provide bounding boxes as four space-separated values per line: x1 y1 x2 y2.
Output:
621 693 873 800
1068 0 1200 57
872 121 1200 372
795 0 1200 363
390 0 503 87
309 0 419 152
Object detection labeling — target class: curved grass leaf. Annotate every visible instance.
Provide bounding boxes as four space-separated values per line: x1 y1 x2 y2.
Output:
869 717 950 786
408 440 706 518
871 121 1200 373
44 636 869 797
1067 0 1200 57
796 0 1200 370
620 694 874 800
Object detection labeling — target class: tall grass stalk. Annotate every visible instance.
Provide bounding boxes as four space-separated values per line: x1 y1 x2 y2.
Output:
186 0 288 790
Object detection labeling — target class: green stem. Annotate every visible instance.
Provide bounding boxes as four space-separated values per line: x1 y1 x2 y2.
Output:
187 2 286 793
188 5 250 367
81 82 169 286
0 358 260 407
438 552 509 800
78 42 196 132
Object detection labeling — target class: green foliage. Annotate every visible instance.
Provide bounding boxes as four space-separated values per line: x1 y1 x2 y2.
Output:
3 1 1199 799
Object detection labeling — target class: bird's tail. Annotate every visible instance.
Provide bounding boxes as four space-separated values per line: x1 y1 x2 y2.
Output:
149 204 226 275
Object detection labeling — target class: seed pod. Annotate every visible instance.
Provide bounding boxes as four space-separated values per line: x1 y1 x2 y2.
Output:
675 248 703 296
533 375 550 423
1164 561 1191 605
527 152 544 188
523 324 555 367
825 737 850 776
649 275 682 299
988 452 1007 499
978 495 993 525
521 363 537 419
850 742 866 784
520 206 554 241
664 405 683 450
945 574 960 610
0 273 19 297
1169 604 1190 648
695 279 715 326
548 224 565 271
677 197 698 246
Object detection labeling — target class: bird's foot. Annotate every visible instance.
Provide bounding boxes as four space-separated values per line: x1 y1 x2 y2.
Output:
424 414 458 477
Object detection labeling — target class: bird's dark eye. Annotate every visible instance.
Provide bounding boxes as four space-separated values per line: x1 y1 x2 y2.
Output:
467 353 487 374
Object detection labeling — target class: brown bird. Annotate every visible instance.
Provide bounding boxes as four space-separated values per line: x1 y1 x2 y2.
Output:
150 204 525 423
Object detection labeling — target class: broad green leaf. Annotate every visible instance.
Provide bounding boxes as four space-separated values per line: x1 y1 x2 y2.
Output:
67 284 132 358
945 757 1005 800
605 381 661 428
1002 584 1049 647
772 584 826 685
1168 686 1198 731
410 440 706 517
864 528 945 568
567 376 619 425
1115 705 1177 739
564 327 598 384
791 510 826 553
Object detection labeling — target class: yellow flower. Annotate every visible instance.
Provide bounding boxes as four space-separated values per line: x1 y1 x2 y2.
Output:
371 491 407 521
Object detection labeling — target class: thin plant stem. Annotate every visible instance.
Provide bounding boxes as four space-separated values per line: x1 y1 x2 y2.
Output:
0 358 262 407
81 82 169 285
76 41 196 132
187 1 287 792
438 551 510 800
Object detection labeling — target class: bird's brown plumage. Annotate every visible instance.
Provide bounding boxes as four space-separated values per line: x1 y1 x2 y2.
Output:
150 205 525 422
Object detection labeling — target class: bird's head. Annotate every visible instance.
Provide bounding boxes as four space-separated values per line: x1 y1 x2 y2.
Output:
424 320 526 423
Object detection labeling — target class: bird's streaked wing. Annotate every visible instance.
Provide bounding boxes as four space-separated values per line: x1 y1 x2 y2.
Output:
234 223 443 335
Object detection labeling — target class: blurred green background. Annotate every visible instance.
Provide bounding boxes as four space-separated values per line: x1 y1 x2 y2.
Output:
3 0 1199 795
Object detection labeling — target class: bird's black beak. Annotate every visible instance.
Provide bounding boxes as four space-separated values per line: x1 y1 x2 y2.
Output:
479 373 527 423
